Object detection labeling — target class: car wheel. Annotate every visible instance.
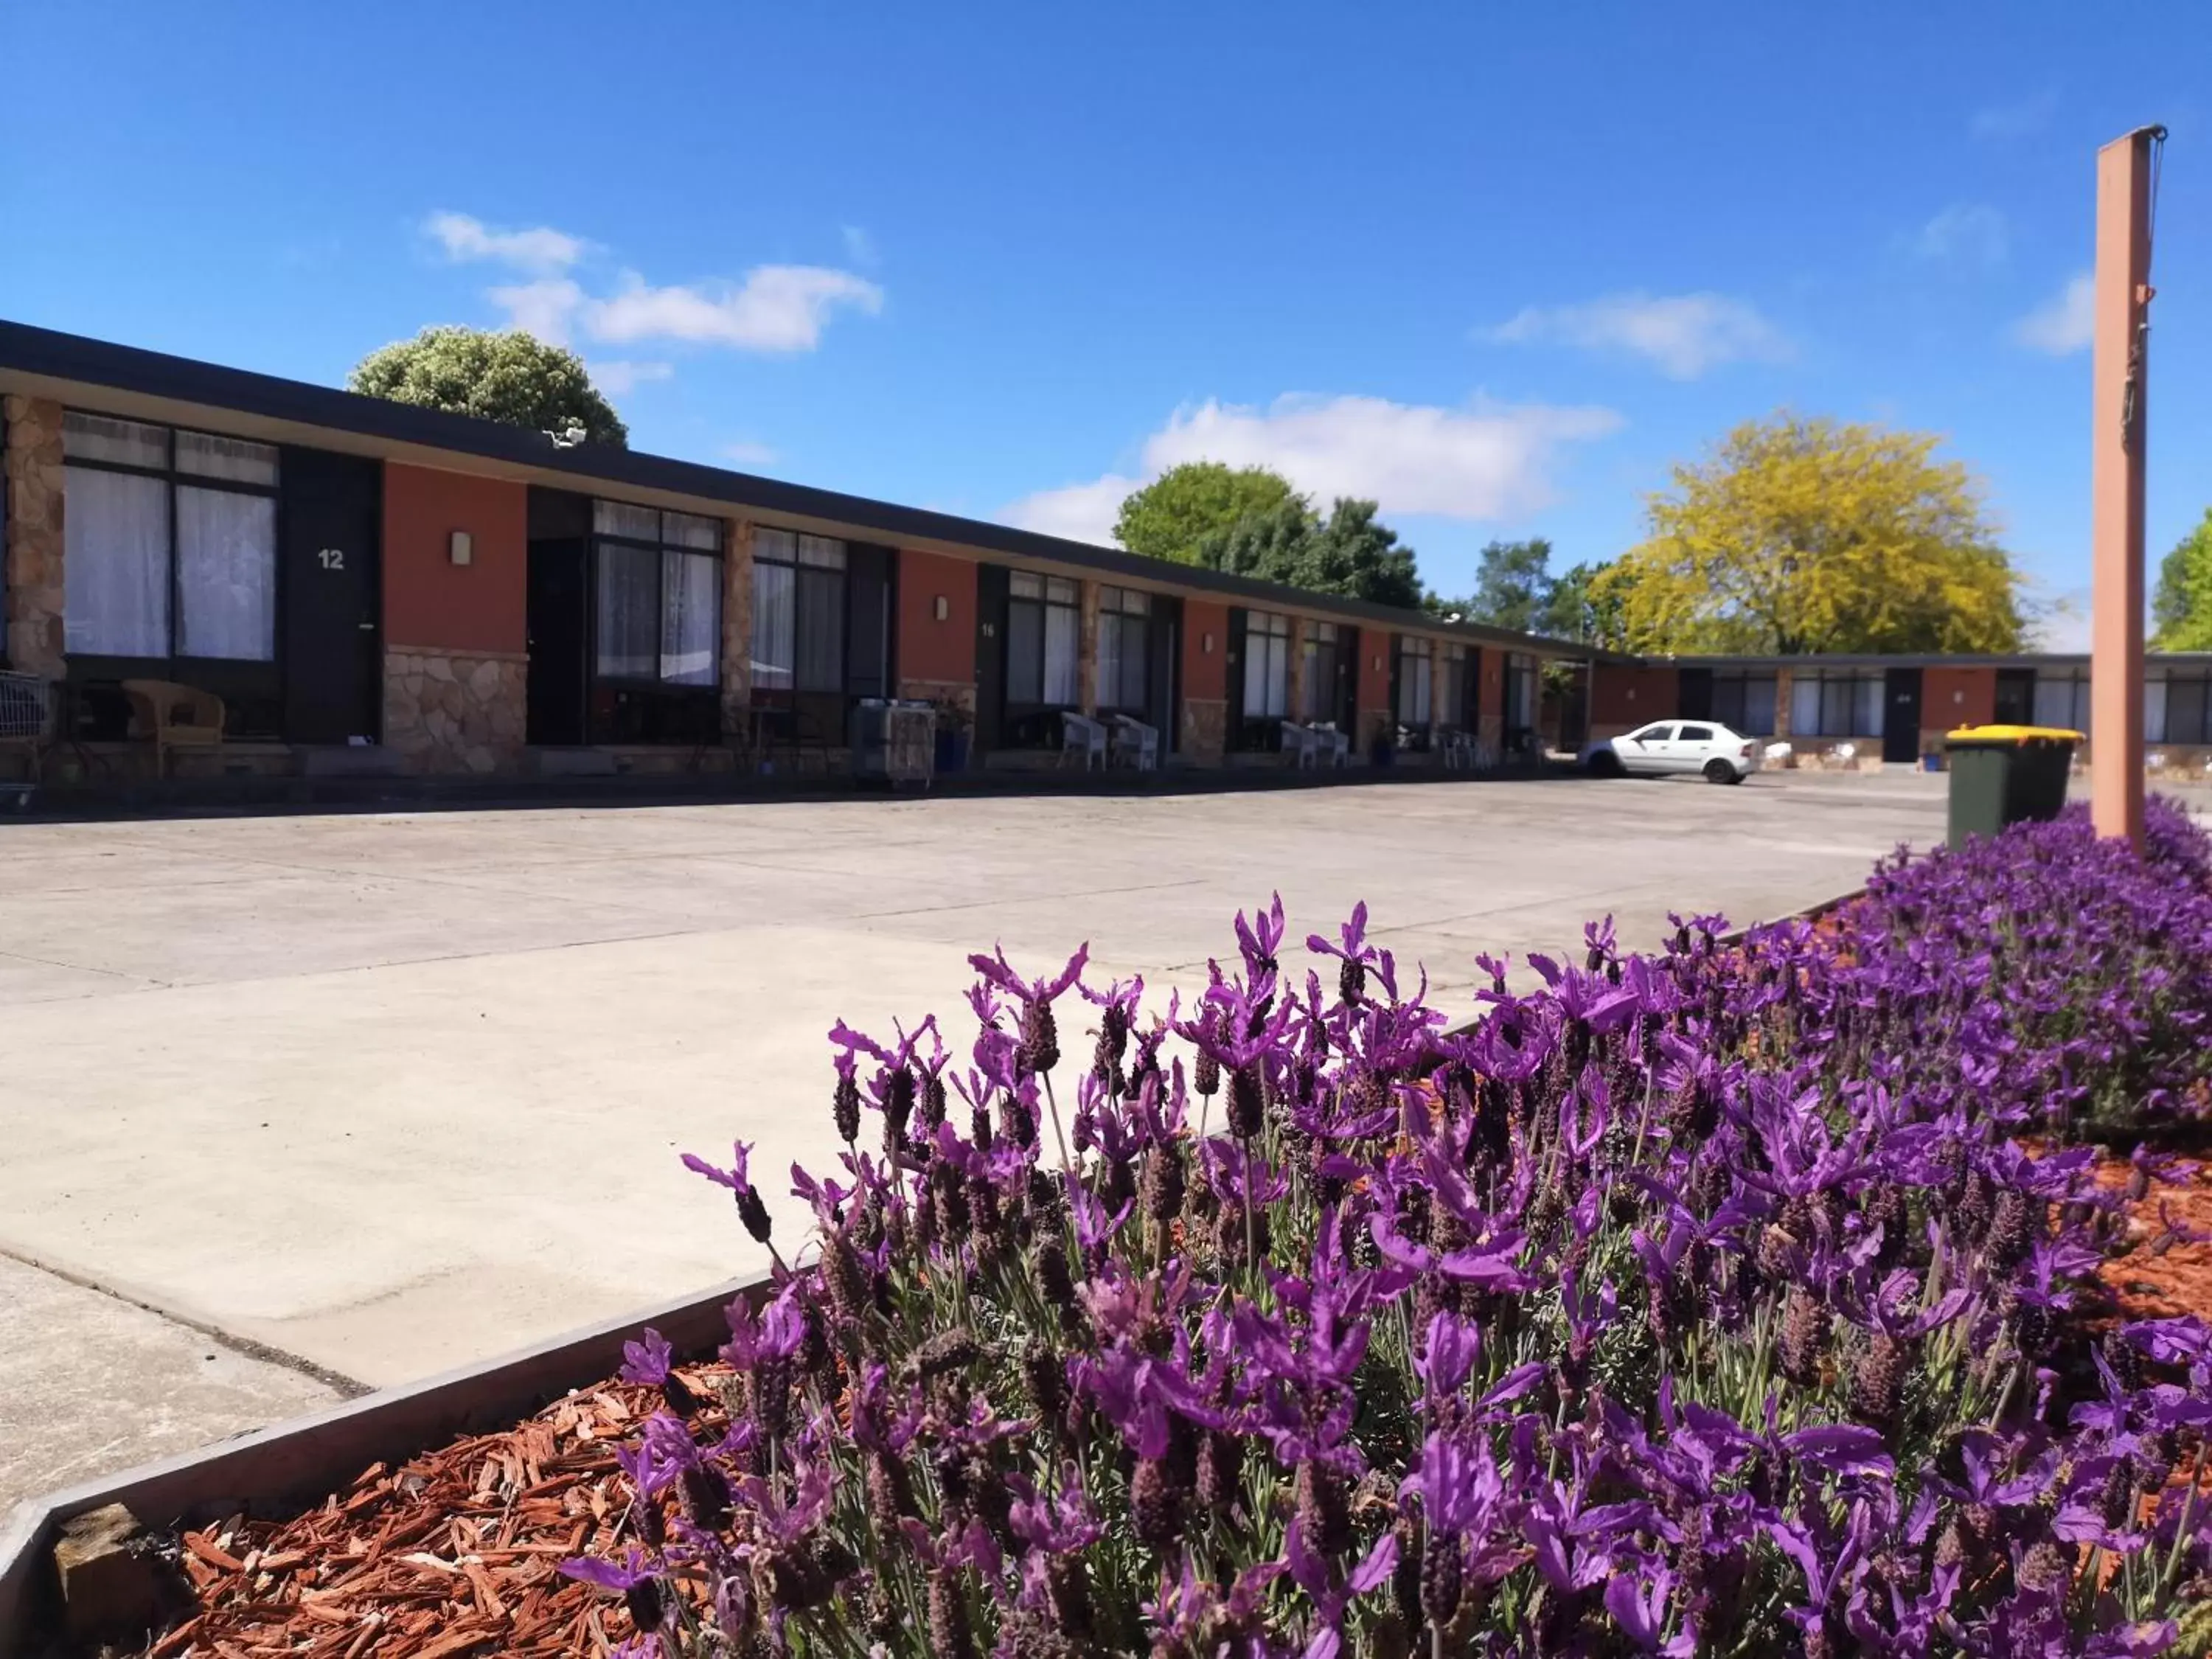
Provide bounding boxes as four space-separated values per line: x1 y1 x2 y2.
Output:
1703 759 1736 785
1589 751 1624 779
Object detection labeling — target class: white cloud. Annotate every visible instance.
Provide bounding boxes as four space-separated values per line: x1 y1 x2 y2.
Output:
433 209 881 357
1004 473 1147 543
2014 273 2094 355
1002 393 1621 546
723 439 779 467
588 359 673 396
1972 93 2056 141
841 225 878 267
488 278 586 343
588 267 883 353
1481 292 1792 380
425 211 588 275
1915 204 2008 267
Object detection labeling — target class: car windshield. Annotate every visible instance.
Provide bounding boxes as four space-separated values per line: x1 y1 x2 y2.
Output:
1630 724 1673 742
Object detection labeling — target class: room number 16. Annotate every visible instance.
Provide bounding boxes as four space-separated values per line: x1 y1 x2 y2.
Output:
319 548 346 570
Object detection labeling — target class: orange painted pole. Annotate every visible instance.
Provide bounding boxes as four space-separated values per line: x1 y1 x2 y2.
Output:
2090 127 2158 849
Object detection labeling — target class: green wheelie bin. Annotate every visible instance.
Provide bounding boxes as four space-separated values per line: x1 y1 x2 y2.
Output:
1942 724 2081 849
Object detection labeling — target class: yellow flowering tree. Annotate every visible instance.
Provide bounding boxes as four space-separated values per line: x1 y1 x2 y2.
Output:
1597 414 2026 655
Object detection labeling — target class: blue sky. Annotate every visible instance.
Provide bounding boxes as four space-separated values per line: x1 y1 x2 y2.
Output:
6 2 2210 644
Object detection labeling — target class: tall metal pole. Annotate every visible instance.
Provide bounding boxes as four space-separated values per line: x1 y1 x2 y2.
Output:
2090 127 2159 849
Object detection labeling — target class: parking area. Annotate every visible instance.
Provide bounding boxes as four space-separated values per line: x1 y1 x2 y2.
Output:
0 768 1950 1505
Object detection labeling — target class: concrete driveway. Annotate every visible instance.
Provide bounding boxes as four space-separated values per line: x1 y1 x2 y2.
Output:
0 768 1947 1505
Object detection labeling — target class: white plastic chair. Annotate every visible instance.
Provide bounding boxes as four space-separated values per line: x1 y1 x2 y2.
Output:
1280 721 1319 769
1312 722 1351 768
1110 714 1158 771
1060 712 1107 771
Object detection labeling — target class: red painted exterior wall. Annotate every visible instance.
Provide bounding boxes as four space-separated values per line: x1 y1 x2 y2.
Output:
1357 629 1393 740
383 465 528 654
1183 599 1228 701
1590 664 1679 729
1923 665 1995 730
896 549 976 686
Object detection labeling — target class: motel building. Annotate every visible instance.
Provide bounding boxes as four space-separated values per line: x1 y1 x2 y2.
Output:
4 320 2205 793
0 321 1585 786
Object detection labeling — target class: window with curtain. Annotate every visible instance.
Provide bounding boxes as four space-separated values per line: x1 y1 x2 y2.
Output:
1789 669 1885 737
1008 571 1080 706
2032 670 2091 733
1440 644 1470 728
1301 622 1340 723
1504 653 1537 732
1710 669 1778 735
1096 586 1151 712
1397 636 1433 726
1243 611 1290 720
2149 672 2209 745
62 411 279 662
592 501 723 687
751 527 846 697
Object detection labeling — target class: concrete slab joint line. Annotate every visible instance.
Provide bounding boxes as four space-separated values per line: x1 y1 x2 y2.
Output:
0 1242 369 1398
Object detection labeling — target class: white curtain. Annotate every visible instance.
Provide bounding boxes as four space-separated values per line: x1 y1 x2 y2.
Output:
176 487 276 660
64 465 170 655
1855 675 1885 738
1791 676 1823 737
176 431 278 485
2033 675 2079 731
1743 676 1778 736
1044 602 1079 705
2145 678 2168 745
596 544 658 678
751 560 796 690
660 551 719 686
1245 632 1287 719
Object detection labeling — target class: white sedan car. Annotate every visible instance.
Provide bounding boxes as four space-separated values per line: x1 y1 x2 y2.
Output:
1582 720 1761 784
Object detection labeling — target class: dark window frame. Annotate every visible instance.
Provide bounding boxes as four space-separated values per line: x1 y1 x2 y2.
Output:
1005 571 1082 714
748 525 845 704
588 504 723 693
1095 585 1152 715
60 408 285 739
1299 619 1340 725
1396 634 1434 728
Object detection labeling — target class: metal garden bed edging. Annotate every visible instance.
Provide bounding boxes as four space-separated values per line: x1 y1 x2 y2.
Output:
0 1270 770 1659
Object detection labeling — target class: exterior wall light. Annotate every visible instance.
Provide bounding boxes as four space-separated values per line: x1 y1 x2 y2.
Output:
449 530 473 567
934 594 950 622
1203 632 1215 654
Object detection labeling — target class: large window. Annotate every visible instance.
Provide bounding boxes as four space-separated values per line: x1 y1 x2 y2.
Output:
63 412 279 662
1504 653 1538 735
1440 643 1471 729
2032 668 2091 733
1396 635 1433 726
591 501 721 687
1096 586 1151 712
2150 669 2211 746
751 526 845 695
1790 669 1884 738
1300 621 1340 723
1709 669 1778 735
1242 611 1290 720
1008 571 1080 706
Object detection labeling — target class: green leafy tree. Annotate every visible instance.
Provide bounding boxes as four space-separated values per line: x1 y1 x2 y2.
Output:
1296 498 1425 608
1539 560 1633 647
1458 538 1556 633
1197 496 1318 582
1197 496 1425 608
2152 508 2212 651
1602 413 2025 654
349 327 628 448
1113 462 1304 565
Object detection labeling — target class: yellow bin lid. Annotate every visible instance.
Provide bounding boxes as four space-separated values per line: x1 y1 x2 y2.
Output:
1944 723 2084 743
